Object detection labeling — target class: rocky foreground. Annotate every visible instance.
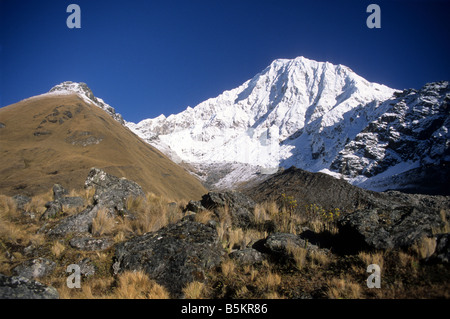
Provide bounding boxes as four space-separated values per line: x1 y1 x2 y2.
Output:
0 168 448 299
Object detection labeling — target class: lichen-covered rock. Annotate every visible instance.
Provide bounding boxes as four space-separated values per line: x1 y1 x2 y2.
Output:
84 168 145 215
113 218 225 297
0 274 59 299
264 232 321 255
69 236 114 251
229 248 265 265
47 205 99 236
12 258 56 280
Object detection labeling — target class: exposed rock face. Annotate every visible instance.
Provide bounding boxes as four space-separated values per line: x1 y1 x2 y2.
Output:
47 168 145 236
113 218 225 297
85 167 145 216
47 205 99 236
337 206 447 250
12 258 56 280
200 191 256 228
0 274 59 299
69 236 114 251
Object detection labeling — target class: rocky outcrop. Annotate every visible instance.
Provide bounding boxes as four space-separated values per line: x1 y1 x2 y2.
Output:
0 274 59 299
84 167 145 216
113 218 225 297
337 206 448 251
47 168 144 236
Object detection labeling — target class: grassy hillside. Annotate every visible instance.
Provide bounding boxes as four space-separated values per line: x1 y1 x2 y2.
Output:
0 93 207 201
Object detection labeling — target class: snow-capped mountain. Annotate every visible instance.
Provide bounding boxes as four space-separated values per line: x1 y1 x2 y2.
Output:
127 56 409 189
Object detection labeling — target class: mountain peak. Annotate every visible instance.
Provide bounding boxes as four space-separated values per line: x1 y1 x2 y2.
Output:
48 81 124 124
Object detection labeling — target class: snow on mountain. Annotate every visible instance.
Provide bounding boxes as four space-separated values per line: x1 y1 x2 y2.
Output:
47 81 125 124
127 56 402 189
331 81 450 192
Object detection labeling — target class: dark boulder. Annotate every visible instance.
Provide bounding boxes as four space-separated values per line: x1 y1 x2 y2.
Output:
113 218 225 297
427 233 450 264
0 274 59 299
337 206 446 251
200 191 256 228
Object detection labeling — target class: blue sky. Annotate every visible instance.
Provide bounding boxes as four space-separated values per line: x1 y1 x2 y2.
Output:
1 0 449 123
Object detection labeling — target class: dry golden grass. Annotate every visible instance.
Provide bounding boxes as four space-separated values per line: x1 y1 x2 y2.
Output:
91 208 116 236
358 251 385 271
51 241 66 258
411 236 437 259
221 259 236 277
194 209 214 225
326 276 362 299
286 243 308 270
112 271 170 299
256 271 281 291
0 94 206 200
182 281 207 299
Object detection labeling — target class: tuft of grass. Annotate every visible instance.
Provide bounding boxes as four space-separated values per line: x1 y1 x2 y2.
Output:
182 281 207 299
326 276 362 299
112 271 170 299
411 236 437 260
194 209 214 225
91 208 116 236
51 241 66 258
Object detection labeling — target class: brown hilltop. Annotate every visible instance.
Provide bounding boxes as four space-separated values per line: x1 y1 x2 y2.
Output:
0 93 207 200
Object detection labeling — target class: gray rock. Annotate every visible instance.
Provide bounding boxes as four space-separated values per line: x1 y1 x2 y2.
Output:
69 236 114 251
229 248 265 264
0 122 5 128
40 200 62 220
264 232 321 256
113 219 225 297
0 274 59 299
59 196 85 209
84 168 145 216
77 258 95 277
47 205 99 236
12 194 31 211
201 191 256 228
52 184 68 200
337 206 446 250
12 258 56 279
